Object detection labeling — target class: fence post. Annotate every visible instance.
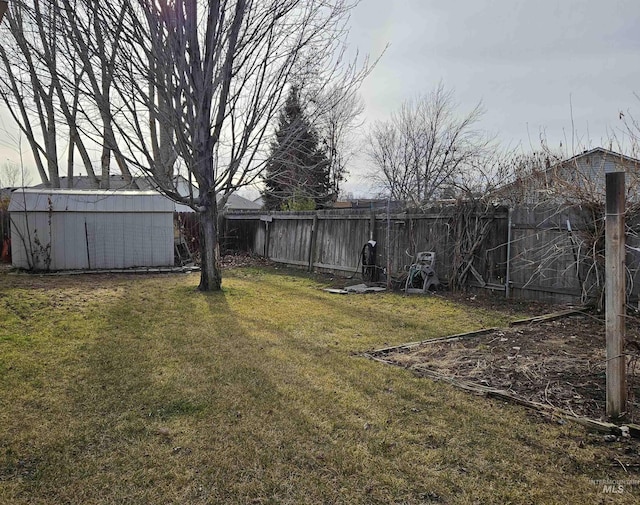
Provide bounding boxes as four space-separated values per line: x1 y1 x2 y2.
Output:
605 167 626 419
308 214 318 272
264 219 271 259
505 207 512 298
386 198 392 290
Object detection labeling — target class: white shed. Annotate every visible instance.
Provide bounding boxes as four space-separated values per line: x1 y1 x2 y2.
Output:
9 189 174 270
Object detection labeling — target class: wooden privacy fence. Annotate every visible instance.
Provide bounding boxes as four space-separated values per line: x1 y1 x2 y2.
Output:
223 202 640 304
223 204 510 292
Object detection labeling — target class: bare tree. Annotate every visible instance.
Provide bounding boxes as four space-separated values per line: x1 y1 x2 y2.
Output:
305 82 364 200
101 0 370 290
0 160 32 187
367 82 492 206
59 0 134 187
0 1 65 186
0 1 135 188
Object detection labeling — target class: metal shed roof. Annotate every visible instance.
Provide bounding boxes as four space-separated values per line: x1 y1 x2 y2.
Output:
9 189 175 213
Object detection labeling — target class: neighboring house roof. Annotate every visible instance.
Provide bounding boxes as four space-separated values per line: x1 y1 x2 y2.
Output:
32 175 140 190
222 193 261 211
494 147 640 204
252 196 265 209
329 199 405 211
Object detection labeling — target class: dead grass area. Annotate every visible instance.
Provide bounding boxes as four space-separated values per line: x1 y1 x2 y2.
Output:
378 313 640 421
371 312 640 473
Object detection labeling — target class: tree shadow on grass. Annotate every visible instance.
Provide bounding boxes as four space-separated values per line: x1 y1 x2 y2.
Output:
23 282 290 501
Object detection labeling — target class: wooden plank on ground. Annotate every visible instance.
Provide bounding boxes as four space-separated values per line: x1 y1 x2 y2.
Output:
368 327 499 355
479 385 622 435
364 354 632 437
509 308 585 326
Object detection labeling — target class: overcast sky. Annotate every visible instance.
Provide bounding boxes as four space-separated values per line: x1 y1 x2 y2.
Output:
340 0 640 196
2 0 640 197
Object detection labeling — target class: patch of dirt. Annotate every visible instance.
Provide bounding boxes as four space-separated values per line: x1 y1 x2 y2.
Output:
371 310 640 472
382 313 640 420
438 289 570 318
220 251 274 269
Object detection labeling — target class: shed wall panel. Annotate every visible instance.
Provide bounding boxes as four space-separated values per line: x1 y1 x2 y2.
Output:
10 190 174 270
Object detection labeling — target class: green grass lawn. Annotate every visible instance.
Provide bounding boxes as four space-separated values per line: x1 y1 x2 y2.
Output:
0 267 636 504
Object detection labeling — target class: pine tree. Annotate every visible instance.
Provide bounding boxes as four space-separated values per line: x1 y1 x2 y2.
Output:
262 87 331 210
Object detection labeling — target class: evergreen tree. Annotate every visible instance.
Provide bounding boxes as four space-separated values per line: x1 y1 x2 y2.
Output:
262 87 331 210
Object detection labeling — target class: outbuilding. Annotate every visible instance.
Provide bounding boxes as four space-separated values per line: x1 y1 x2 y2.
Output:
9 189 174 271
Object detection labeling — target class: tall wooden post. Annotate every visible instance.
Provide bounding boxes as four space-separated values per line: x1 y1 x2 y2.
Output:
386 198 392 290
605 168 626 419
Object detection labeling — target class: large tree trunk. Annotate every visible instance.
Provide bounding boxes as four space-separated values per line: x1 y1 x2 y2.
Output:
198 195 222 291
